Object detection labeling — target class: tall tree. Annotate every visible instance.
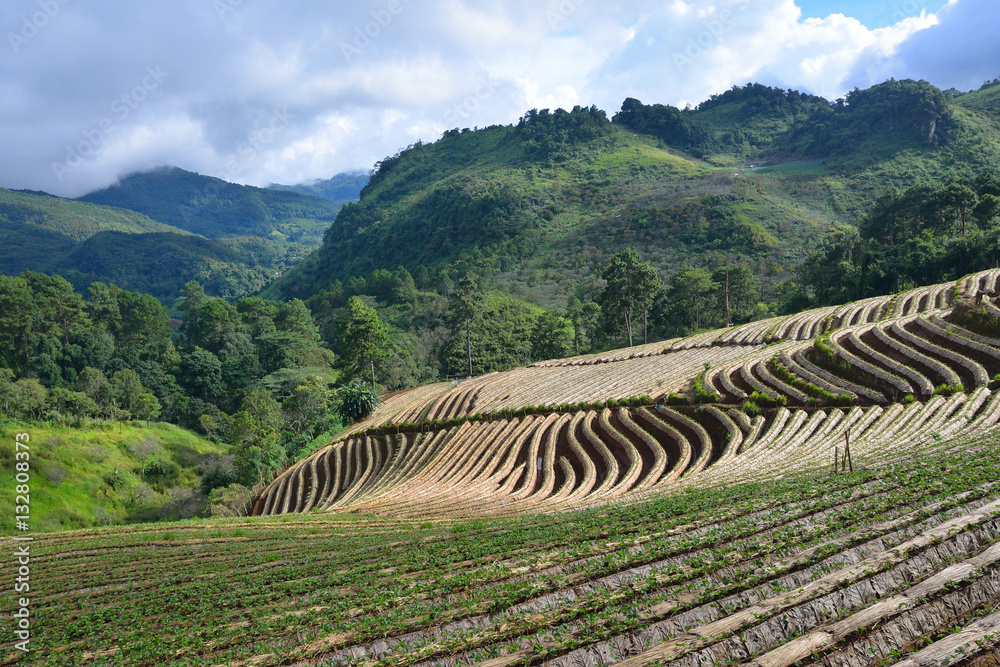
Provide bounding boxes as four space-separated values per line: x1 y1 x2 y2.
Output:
565 297 602 355
229 389 285 487
177 281 208 348
671 266 716 331
339 297 392 387
0 275 37 373
712 265 762 326
598 248 662 346
530 311 573 361
449 274 484 376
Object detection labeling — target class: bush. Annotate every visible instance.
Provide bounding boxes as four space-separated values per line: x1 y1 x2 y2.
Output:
665 393 688 406
742 400 762 417
200 454 237 494
692 371 719 404
933 383 964 397
337 379 382 423
749 391 786 408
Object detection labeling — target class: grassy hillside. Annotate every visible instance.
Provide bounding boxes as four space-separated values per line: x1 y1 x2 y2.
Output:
269 79 1000 310
953 78 1000 116
0 419 228 534
267 107 833 306
0 187 182 242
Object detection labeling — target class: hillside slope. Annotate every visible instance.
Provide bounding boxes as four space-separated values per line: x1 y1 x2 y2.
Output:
78 166 342 242
0 420 228 534
0 170 348 301
14 340 1000 665
269 79 1000 308
256 268 1000 518
0 187 183 242
0 188 292 301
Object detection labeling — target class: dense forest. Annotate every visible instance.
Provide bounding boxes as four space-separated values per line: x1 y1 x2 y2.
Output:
0 271 348 520
798 176 1000 306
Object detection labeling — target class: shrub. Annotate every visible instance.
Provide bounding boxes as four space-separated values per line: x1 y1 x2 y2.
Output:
665 393 688 406
933 383 964 397
742 400 762 417
749 391 786 408
337 379 382 423
692 371 719 404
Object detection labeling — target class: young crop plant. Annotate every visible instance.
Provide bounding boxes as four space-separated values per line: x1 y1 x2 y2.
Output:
693 370 720 404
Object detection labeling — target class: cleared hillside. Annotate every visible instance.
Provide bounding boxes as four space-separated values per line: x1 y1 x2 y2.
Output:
11 275 1000 665
256 269 1000 518
8 418 1000 665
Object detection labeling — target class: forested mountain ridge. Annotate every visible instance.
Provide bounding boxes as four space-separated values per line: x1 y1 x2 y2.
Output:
0 186 183 242
78 166 344 241
268 78 1000 313
0 168 364 302
0 187 293 302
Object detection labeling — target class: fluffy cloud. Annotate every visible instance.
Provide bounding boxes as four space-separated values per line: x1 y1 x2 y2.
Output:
847 0 1000 92
0 0 991 197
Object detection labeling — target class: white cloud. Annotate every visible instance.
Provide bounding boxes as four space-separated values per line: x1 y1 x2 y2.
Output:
0 0 990 197
846 0 1000 92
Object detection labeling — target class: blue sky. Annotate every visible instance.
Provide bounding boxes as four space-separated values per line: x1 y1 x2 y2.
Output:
0 0 996 197
798 0 949 28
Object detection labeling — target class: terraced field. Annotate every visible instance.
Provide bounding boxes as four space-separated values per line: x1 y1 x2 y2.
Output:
255 270 1000 517
12 270 1000 665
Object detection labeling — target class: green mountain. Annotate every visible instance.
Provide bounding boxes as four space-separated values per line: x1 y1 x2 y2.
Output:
268 79 1000 308
268 170 369 206
78 165 342 242
0 187 293 302
0 167 355 302
0 186 182 242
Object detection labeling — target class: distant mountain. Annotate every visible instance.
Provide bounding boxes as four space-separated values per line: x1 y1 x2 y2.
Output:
0 180 331 302
2 165 350 301
268 171 369 207
77 166 341 241
267 78 1000 307
0 187 182 243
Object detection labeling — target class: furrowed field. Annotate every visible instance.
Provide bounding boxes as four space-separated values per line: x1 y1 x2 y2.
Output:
10 270 1000 665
